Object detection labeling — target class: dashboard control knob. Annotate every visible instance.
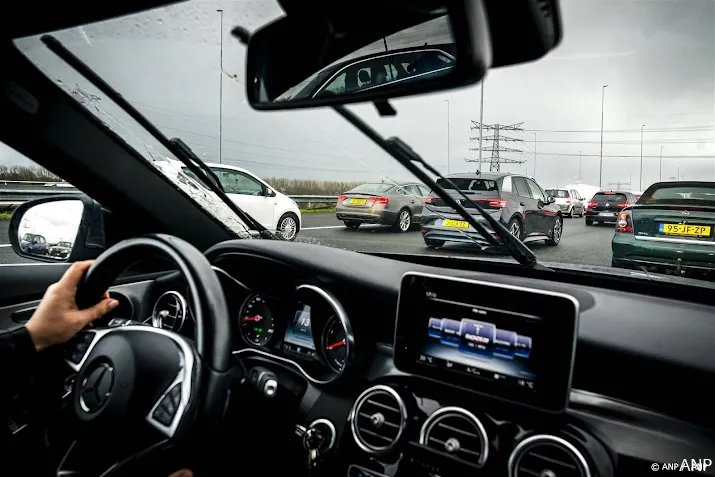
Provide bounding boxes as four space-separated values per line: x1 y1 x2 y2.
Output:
263 378 278 397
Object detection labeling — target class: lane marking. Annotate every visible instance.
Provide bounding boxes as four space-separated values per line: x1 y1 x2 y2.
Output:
0 244 11 248
302 225 346 230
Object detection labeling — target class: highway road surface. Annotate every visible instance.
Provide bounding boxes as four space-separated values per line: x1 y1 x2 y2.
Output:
1 214 616 267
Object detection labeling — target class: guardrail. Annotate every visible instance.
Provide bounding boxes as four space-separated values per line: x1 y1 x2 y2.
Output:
0 188 338 212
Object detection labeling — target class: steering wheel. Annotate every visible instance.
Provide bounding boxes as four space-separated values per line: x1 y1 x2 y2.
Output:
63 234 232 476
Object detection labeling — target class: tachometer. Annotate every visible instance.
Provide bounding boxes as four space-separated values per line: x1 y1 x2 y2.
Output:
239 294 276 347
322 316 348 372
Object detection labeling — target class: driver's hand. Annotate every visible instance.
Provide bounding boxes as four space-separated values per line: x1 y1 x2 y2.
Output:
25 260 119 351
168 470 192 477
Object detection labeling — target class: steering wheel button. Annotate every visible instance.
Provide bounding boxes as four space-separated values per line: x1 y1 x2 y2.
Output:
169 384 181 407
152 407 172 426
70 351 84 363
82 332 95 343
161 395 176 416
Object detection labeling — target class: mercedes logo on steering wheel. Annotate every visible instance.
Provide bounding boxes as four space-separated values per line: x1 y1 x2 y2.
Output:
79 363 114 413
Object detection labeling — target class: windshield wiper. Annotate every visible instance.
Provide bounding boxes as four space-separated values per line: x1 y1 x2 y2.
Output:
333 105 549 270
40 35 278 240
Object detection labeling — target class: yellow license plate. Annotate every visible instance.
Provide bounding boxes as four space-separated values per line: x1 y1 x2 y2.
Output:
349 198 367 205
444 219 469 229
659 223 711 237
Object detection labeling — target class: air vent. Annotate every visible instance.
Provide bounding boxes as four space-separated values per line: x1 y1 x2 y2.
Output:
350 385 407 455
509 434 591 477
152 291 187 332
419 407 489 467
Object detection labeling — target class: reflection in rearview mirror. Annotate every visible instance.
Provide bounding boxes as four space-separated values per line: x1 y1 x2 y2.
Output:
263 15 456 105
17 200 83 260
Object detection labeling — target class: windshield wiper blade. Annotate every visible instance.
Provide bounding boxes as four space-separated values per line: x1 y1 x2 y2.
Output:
40 35 278 240
333 105 548 270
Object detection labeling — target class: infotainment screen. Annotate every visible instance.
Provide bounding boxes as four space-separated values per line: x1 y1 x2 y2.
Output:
394 273 579 413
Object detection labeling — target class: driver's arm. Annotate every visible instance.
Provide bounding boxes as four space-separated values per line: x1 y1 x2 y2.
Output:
0 261 118 391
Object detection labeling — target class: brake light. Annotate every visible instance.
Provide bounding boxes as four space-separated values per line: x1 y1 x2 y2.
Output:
617 202 628 208
616 210 633 233
473 198 508 208
565 199 571 204
371 196 389 205
337 195 347 203
587 201 597 209
425 196 439 204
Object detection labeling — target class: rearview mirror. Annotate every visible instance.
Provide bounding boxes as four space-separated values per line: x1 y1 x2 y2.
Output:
547 196 556 204
9 195 106 263
241 0 492 110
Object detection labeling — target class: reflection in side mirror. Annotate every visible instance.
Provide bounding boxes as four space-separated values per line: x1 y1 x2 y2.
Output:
548 196 556 204
16 200 83 260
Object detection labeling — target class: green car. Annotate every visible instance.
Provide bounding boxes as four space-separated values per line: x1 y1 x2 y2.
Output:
612 181 715 278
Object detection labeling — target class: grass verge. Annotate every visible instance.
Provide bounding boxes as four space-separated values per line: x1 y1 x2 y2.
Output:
0 213 11 220
300 208 336 213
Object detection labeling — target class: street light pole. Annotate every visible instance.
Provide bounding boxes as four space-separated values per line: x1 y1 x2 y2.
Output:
659 146 664 182
445 99 450 175
639 124 645 190
478 81 484 173
533 133 537 179
579 150 582 183
217 9 224 164
599 85 608 189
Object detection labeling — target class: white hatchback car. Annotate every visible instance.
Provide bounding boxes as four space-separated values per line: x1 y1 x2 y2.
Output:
161 159 301 240
202 163 301 240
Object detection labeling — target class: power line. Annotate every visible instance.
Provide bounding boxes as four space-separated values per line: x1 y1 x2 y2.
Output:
523 125 715 133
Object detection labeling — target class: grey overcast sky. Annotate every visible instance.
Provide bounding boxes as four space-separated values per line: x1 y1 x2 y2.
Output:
5 0 715 192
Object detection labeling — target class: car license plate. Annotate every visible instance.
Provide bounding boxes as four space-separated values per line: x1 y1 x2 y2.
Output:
443 219 469 229
659 223 711 237
349 198 367 205
598 212 615 216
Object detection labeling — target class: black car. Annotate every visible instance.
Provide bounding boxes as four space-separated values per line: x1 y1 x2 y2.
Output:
584 190 638 226
421 173 563 248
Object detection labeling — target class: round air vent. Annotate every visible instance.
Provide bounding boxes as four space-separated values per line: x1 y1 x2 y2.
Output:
151 291 187 332
419 407 489 467
350 385 407 455
508 434 591 477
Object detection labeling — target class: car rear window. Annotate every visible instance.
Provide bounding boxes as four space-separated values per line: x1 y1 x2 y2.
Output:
545 189 570 198
593 193 627 203
436 178 498 191
349 183 394 194
639 185 715 206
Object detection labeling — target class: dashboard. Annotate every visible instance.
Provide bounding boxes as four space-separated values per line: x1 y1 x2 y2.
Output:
57 240 715 477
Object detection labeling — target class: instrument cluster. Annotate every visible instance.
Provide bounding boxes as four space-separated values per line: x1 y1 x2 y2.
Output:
234 283 355 383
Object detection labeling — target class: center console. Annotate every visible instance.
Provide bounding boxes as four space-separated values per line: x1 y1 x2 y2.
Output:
332 273 613 477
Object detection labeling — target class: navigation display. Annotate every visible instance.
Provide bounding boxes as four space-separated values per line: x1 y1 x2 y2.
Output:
394 273 579 413
283 305 317 358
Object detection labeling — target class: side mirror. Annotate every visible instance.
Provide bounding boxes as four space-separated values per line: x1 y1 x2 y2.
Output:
9 195 105 263
264 187 277 197
547 196 556 204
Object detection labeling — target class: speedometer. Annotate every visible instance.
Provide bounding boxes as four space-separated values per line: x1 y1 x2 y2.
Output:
322 316 348 372
239 294 276 347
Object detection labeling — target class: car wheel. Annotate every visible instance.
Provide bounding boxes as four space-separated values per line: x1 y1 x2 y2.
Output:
277 213 299 241
566 207 573 218
585 217 593 226
546 215 563 246
425 239 445 248
344 221 361 229
393 208 412 232
507 217 525 240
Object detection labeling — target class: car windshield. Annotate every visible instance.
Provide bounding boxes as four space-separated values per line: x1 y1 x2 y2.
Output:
8 0 715 283
545 190 570 198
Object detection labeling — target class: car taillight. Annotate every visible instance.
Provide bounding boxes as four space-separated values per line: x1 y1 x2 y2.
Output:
337 195 347 202
616 210 633 233
371 196 389 205
424 196 439 204
473 199 507 208
565 199 571 204
617 202 628 208
587 201 597 209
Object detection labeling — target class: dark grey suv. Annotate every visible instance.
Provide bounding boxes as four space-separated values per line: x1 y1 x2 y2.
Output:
421 173 563 248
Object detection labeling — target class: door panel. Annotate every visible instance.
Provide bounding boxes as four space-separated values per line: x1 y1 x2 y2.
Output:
512 177 539 234
405 185 424 219
525 179 550 233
